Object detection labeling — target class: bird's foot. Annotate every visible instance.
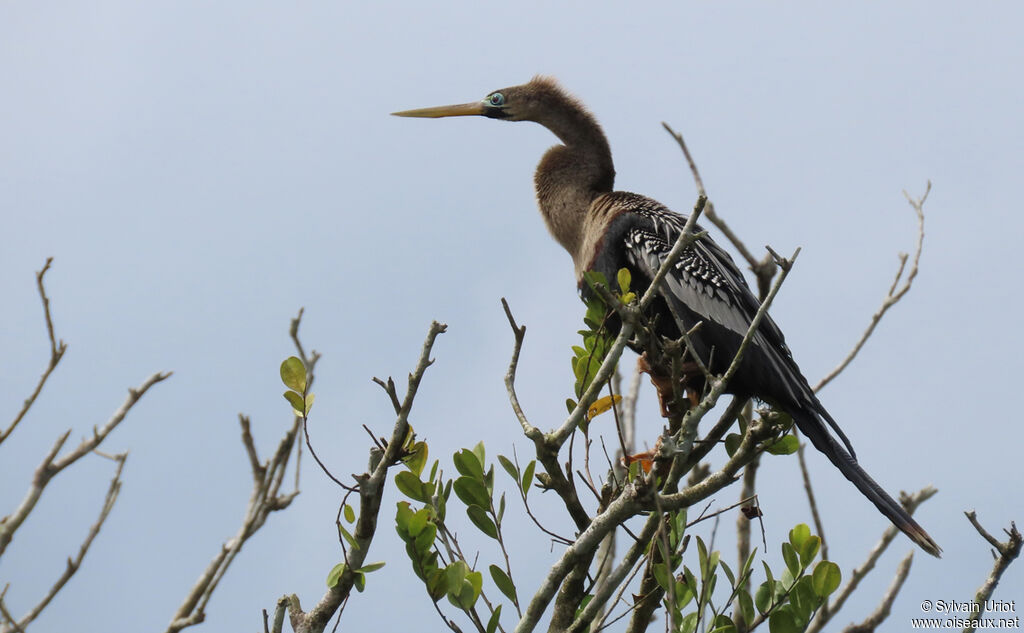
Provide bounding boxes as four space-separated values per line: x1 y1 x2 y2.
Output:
636 354 701 417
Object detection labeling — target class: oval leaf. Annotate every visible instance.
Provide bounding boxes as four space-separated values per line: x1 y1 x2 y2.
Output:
280 356 306 392
489 565 517 603
395 471 430 503
486 604 502 633
587 394 622 420
781 542 800 576
766 434 800 455
453 477 490 509
811 560 841 598
453 449 485 480
498 455 519 482
768 607 799 633
799 535 821 566
467 505 498 539
326 562 345 588
521 461 536 496
789 523 811 549
283 391 304 415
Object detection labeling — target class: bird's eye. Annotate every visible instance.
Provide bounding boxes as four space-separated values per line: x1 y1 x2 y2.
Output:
488 92 505 106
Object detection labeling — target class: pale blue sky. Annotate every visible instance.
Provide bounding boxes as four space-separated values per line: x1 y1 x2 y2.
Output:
2 2 1022 631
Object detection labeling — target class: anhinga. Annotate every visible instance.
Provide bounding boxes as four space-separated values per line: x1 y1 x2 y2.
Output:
393 76 941 557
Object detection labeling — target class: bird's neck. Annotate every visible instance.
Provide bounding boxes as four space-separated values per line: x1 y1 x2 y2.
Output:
533 109 615 266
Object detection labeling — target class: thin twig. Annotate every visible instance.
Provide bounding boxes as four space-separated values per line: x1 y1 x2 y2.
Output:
2 258 68 445
815 182 929 392
167 312 317 632
3 453 127 632
840 551 914 633
661 124 777 297
0 371 170 558
963 512 1022 632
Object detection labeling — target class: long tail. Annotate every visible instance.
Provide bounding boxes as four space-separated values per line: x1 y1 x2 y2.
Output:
790 407 942 557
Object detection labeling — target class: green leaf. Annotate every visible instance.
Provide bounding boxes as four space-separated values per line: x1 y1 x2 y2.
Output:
738 590 755 625
407 508 429 537
303 393 315 415
565 398 577 414
453 449 485 480
709 614 737 633
467 570 483 602
358 561 386 573
414 522 436 552
395 471 430 503
343 504 355 524
427 568 449 602
472 441 486 470
799 535 821 566
679 612 699 633
755 581 773 614
326 562 345 588
788 524 810 549
446 561 469 589
497 492 505 524
781 542 800 576
724 433 742 457
283 390 304 415
467 505 498 539
652 562 670 590
521 461 536 496
489 564 518 603
674 579 694 608
811 560 841 598
696 536 709 579
486 604 502 633
280 357 306 392
768 607 799 633
720 560 736 586
395 501 413 537
617 268 631 293
498 455 519 482
403 441 428 476
353 571 366 592
453 477 490 509
339 525 359 551
790 577 817 626
766 434 799 455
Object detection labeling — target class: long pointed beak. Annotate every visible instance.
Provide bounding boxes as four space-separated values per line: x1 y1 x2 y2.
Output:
391 101 486 118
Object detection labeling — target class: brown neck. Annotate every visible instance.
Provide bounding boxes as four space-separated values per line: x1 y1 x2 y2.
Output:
532 101 615 263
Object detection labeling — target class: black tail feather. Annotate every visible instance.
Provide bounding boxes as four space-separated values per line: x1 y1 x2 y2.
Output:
790 407 942 558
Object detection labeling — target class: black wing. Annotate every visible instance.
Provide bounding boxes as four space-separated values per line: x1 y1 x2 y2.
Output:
589 192 941 557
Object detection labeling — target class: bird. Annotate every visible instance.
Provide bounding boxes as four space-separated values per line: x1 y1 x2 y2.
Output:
393 76 941 557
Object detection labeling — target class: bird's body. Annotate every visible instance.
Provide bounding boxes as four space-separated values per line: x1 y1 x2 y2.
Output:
394 76 940 557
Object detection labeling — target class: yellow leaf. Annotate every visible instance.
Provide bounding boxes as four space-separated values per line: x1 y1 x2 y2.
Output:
587 394 622 420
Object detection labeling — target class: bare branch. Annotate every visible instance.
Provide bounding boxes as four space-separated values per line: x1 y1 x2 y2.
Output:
501 298 541 440
6 454 127 631
0 372 169 558
2 258 68 445
963 512 1022 630
840 551 913 633
815 182 929 392
166 311 323 632
661 124 777 297
0 585 23 633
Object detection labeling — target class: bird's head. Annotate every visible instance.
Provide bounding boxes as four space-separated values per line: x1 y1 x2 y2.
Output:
392 76 573 124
